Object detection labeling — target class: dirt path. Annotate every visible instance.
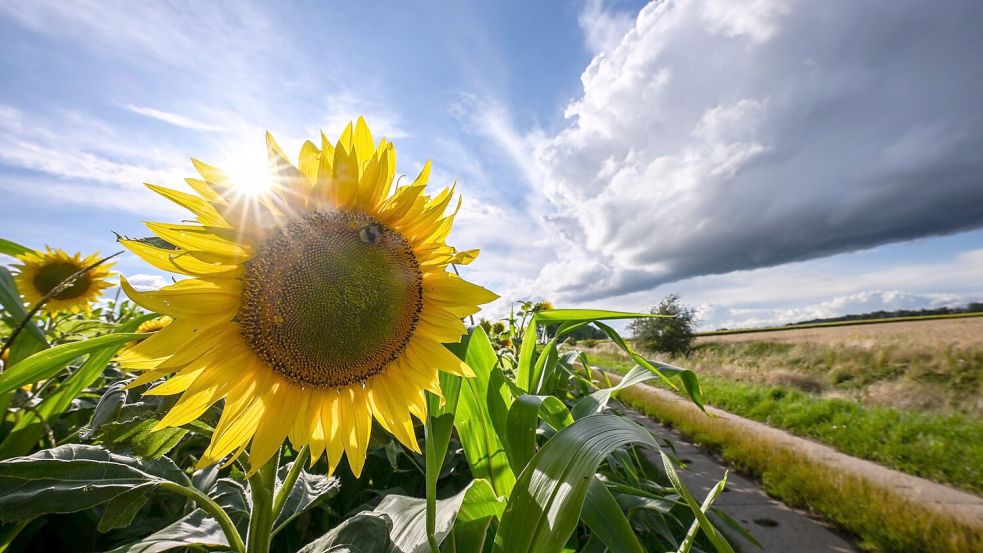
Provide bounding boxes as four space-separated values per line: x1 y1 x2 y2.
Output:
620 407 858 552
600 370 983 549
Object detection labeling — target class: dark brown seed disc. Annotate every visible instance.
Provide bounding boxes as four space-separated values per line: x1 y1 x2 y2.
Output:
238 211 423 388
33 262 92 300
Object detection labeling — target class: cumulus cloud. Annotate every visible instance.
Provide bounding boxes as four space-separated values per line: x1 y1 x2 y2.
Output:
522 0 983 303
578 0 635 54
606 246 983 329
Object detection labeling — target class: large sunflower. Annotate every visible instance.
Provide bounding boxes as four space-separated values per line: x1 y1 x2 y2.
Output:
14 248 115 314
117 118 496 475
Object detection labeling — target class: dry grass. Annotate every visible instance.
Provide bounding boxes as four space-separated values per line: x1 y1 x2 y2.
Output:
672 318 983 417
617 384 983 553
699 317 983 348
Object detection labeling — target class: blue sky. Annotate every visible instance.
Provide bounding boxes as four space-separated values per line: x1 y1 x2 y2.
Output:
1 0 981 329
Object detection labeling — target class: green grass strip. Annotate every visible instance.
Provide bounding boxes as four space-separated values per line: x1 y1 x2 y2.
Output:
612 380 983 553
587 353 983 494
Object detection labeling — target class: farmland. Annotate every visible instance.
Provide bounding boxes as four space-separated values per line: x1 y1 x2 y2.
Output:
586 317 983 492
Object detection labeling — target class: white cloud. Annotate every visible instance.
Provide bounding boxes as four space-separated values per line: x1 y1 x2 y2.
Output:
579 0 635 54
699 0 791 42
123 105 227 133
125 273 170 291
600 246 983 329
504 0 983 305
0 103 188 215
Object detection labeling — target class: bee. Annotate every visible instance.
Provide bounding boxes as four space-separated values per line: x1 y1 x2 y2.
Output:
358 223 384 244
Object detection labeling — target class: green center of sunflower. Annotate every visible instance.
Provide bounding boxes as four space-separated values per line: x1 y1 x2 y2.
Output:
33 261 92 300
238 211 423 388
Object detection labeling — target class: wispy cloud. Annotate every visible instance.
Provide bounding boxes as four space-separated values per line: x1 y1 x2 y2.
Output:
122 104 227 132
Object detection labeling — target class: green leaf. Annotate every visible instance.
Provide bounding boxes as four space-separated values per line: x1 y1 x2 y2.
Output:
104 509 230 553
0 313 158 458
0 444 190 522
0 333 146 395
273 463 341 534
516 318 539 391
297 512 394 553
209 478 250 531
98 487 151 533
493 414 677 553
0 266 47 365
84 380 129 439
594 321 706 411
454 327 515 497
582 479 645 553
374 479 503 553
92 417 188 459
504 394 573 471
572 365 661 419
533 309 664 324
661 452 734 553
0 238 31 258
425 370 463 551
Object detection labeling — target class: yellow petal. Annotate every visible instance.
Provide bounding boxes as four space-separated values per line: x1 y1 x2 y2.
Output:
154 349 251 428
248 380 295 473
144 223 249 261
120 276 239 318
367 376 420 453
146 184 229 228
406 338 474 378
424 273 499 305
320 393 345 475
353 116 375 166
120 239 239 277
266 131 312 213
298 140 321 183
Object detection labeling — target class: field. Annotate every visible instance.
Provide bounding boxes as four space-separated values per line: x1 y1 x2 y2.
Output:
586 317 983 492
697 311 983 336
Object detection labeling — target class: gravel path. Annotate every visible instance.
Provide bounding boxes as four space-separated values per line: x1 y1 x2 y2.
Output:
601 370 983 551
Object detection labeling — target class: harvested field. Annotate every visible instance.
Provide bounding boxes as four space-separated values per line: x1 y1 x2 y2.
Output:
699 317 983 349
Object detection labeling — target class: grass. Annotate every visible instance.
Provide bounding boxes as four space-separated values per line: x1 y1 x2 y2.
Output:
697 311 983 336
614 383 983 553
588 349 983 493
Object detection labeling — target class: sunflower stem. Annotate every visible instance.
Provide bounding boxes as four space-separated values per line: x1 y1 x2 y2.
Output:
272 445 310 522
160 481 245 553
246 450 280 553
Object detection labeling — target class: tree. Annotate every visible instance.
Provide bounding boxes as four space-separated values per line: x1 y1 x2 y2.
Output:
629 293 696 355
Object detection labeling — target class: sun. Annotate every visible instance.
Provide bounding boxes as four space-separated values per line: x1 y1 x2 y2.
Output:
225 157 274 198
215 140 276 198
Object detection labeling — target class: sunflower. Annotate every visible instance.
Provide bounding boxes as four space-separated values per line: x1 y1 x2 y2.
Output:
14 248 115 314
117 118 497 475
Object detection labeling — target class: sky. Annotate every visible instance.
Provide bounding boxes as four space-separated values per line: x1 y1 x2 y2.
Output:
1 0 982 330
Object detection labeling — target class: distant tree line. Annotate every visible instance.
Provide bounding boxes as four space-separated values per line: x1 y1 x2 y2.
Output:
789 302 983 326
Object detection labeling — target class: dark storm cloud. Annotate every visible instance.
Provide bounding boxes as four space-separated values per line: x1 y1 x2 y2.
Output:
531 0 983 302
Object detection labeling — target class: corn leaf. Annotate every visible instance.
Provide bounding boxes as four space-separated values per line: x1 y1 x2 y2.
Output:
504 394 573 471
661 451 734 553
0 333 146 395
0 314 156 458
453 327 515 497
0 238 31 258
582 478 645 553
0 266 47 366
492 414 666 553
